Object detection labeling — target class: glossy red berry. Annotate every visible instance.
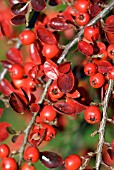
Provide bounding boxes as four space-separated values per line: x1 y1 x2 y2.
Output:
20 163 36 170
65 154 82 170
76 12 90 26
0 144 10 159
84 26 100 42
2 157 17 170
40 105 57 121
42 123 56 141
24 146 39 163
19 30 36 45
42 44 59 59
48 81 64 100
84 105 101 124
74 0 90 13
89 73 105 88
24 62 35 75
84 63 97 76
107 44 114 60
107 66 114 80
9 64 24 79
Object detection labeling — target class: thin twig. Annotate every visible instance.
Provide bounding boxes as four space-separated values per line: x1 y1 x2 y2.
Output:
95 80 114 170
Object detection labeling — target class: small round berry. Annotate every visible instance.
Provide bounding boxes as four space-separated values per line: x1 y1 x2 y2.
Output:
24 146 39 163
84 26 100 42
19 30 36 45
107 66 114 80
0 144 10 159
76 12 90 26
84 105 101 124
20 163 36 170
73 0 90 13
84 63 97 76
42 123 56 141
2 157 17 170
65 154 82 170
40 105 57 122
42 44 59 59
9 64 24 79
24 62 35 75
89 73 105 88
107 44 114 60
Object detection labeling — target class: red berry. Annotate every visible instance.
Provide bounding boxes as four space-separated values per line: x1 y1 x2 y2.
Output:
9 64 24 79
19 30 36 45
107 66 114 80
65 154 82 170
84 26 100 42
107 44 114 60
42 123 56 141
74 0 90 13
42 44 59 59
24 146 39 163
48 81 64 100
89 73 105 88
2 157 17 170
20 163 36 170
40 105 57 121
84 63 97 76
84 105 101 124
0 144 10 159
76 12 90 26
24 62 35 75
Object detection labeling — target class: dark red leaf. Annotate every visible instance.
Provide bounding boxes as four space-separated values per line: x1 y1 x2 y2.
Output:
40 151 64 168
1 60 12 69
6 47 23 64
0 122 11 142
37 26 57 45
11 3 28 15
6 126 16 135
31 0 46 12
44 60 59 80
30 103 40 113
8 0 24 6
29 43 41 65
9 92 28 113
58 62 71 73
28 65 39 80
11 15 25 25
0 78 14 96
107 149 114 161
20 86 31 103
90 4 101 17
78 41 93 56
57 71 74 93
105 32 114 44
48 17 72 31
96 61 112 73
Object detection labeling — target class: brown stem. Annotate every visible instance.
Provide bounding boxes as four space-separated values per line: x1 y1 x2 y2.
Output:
95 80 114 170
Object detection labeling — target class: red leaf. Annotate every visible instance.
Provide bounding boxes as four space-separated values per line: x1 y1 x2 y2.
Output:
6 47 23 64
11 15 25 25
105 32 114 44
97 61 112 73
78 41 93 56
58 62 71 73
9 92 28 113
66 90 80 99
0 122 11 142
1 60 12 69
0 78 14 96
1 20 12 38
57 71 74 93
44 60 59 80
31 0 46 12
40 151 64 168
11 3 28 15
30 103 40 113
37 26 57 45
29 43 41 65
107 149 114 161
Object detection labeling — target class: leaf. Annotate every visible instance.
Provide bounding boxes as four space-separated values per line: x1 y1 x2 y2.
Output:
48 17 72 31
8 0 24 6
6 126 16 135
1 20 12 38
90 4 101 17
37 26 57 45
11 15 25 25
97 61 112 73
6 47 23 64
11 3 28 15
31 0 46 12
0 78 14 96
1 60 12 69
107 149 114 161
0 122 11 142
78 41 93 56
54 98 88 115
44 60 59 80
40 151 64 168
57 71 74 93
58 62 71 73
29 43 41 65
105 32 114 44
12 135 19 143
9 92 28 113
0 108 4 118
66 89 80 99
30 103 40 113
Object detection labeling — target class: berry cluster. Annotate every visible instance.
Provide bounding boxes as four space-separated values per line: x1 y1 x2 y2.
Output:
0 0 114 169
